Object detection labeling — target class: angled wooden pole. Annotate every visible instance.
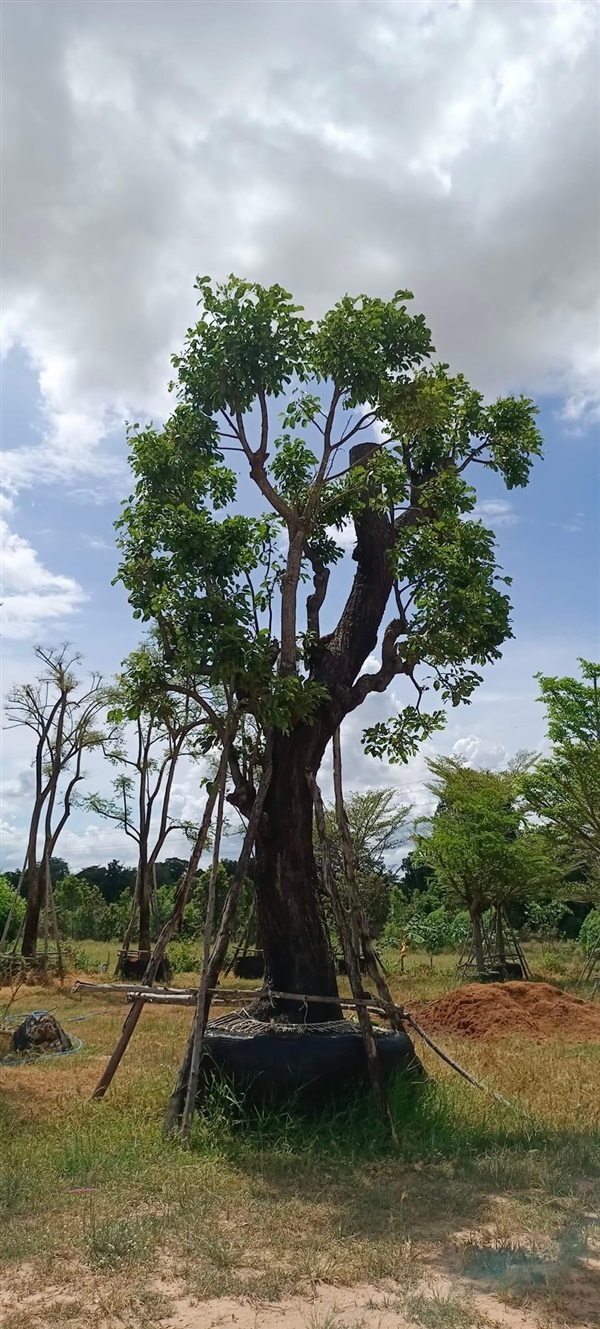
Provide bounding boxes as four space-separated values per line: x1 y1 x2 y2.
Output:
180 733 231 1142
45 857 64 981
308 763 398 1145
90 780 219 1100
164 739 273 1137
0 858 27 952
331 729 405 1036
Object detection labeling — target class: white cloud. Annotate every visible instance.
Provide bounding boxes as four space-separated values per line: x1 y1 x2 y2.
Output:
555 512 586 534
326 519 356 553
473 499 518 527
80 534 114 552
0 517 87 638
451 734 509 769
1 0 599 491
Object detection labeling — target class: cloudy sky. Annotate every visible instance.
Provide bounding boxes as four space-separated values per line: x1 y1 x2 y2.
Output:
1 0 599 871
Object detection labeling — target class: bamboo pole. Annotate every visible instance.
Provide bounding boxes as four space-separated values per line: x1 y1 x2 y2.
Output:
180 733 231 1142
90 779 220 1100
43 858 50 965
132 990 388 1016
164 742 273 1136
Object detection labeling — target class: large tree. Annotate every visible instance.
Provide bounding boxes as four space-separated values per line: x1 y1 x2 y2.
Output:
116 276 542 1019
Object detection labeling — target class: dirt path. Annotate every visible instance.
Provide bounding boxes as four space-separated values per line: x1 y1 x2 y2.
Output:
3 1259 599 1329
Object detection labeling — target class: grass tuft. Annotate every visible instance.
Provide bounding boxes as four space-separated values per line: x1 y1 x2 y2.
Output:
84 1211 158 1269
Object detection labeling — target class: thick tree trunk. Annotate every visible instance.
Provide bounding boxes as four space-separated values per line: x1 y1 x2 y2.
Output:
22 866 44 958
252 723 342 1022
138 867 152 956
233 445 397 1025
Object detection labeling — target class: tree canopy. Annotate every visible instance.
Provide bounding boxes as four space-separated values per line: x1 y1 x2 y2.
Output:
414 754 560 970
524 660 600 891
116 276 543 773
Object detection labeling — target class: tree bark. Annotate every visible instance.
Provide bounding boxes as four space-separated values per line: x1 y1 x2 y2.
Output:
241 446 399 1023
22 865 44 958
138 865 152 956
252 722 342 1022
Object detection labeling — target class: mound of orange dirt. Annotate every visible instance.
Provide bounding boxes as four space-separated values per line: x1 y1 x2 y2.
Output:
413 981 600 1042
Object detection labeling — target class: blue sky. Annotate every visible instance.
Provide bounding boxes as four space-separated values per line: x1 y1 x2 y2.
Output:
1 0 599 870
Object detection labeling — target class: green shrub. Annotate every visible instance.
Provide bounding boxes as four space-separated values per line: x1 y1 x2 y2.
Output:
168 939 200 974
62 944 94 972
0 875 25 943
579 907 600 954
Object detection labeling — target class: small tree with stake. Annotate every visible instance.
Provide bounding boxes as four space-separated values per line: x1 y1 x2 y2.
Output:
4 645 115 960
115 274 543 1021
415 755 560 977
86 643 208 961
317 786 410 943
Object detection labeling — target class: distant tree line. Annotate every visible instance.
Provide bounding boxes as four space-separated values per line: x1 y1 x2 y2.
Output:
1 653 598 968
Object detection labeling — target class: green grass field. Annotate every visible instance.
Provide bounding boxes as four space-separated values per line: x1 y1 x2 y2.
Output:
1 945 599 1328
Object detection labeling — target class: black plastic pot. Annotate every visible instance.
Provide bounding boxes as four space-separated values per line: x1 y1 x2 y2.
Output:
233 952 265 979
115 952 173 983
337 955 368 975
500 963 523 981
201 1016 422 1105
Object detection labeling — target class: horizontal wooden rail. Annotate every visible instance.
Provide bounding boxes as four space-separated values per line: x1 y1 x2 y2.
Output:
72 979 394 1018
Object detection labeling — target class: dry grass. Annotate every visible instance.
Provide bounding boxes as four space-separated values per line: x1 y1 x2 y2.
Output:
1 949 599 1328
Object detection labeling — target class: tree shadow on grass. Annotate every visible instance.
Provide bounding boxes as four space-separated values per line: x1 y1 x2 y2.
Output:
446 1219 600 1327
190 1069 600 1304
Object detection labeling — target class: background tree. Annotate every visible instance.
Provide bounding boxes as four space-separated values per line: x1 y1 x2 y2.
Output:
318 787 410 938
524 660 600 891
0 875 26 945
4 645 114 958
76 860 137 905
116 275 542 1017
86 644 209 957
415 755 560 973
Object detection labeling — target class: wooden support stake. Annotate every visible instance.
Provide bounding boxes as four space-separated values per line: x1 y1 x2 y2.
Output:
0 859 27 952
308 765 398 1146
180 733 231 1143
164 741 273 1136
332 729 405 1038
45 857 64 982
90 779 220 1100
404 1012 518 1112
